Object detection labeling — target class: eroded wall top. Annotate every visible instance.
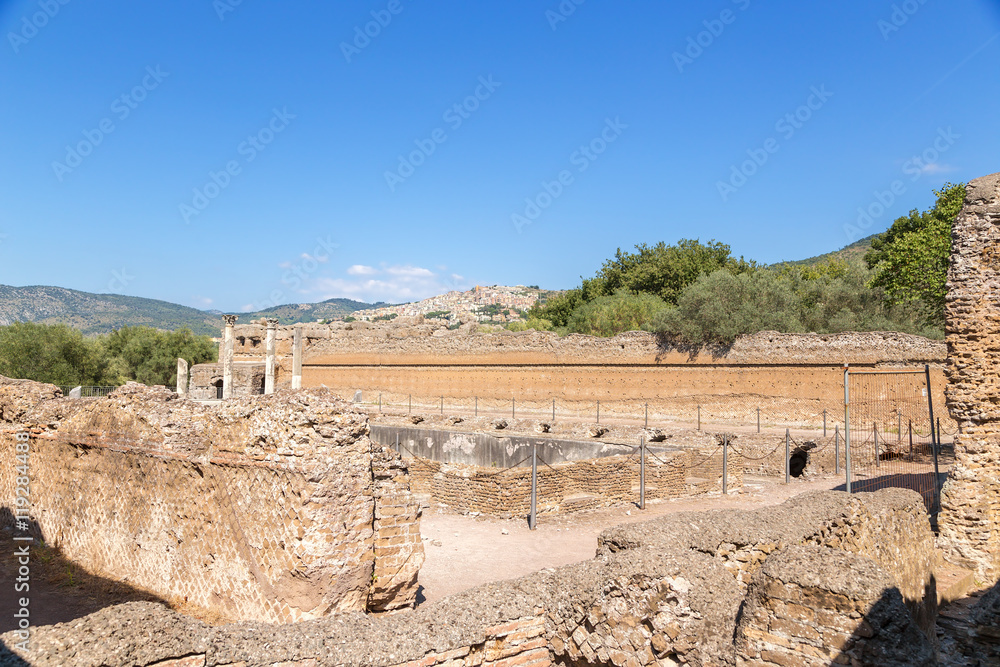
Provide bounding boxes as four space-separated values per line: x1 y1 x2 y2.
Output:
946 171 1000 424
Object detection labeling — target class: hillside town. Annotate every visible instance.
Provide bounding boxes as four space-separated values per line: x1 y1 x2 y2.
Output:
350 285 541 323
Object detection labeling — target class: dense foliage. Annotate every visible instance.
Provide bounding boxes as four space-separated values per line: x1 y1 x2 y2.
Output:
864 182 966 328
0 323 217 387
523 185 962 344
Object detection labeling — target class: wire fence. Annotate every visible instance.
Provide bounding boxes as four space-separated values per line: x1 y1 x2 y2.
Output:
373 429 744 529
845 367 946 515
58 385 118 398
352 388 959 438
367 365 953 522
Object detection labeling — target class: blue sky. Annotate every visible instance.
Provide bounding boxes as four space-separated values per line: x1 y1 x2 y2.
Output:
1 0 998 311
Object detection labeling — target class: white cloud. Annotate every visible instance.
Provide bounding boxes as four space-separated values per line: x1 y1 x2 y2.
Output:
302 263 470 304
347 264 377 276
918 162 955 175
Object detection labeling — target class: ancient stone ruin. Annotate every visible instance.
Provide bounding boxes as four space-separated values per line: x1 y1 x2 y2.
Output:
0 377 424 622
939 171 1000 582
4 172 1000 665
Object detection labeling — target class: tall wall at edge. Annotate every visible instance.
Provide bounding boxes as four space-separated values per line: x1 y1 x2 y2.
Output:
939 171 1000 581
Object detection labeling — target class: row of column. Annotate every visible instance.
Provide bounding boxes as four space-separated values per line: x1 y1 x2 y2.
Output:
175 316 304 398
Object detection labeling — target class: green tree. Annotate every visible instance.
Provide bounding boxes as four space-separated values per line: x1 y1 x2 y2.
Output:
526 289 582 327
654 270 803 345
506 318 555 332
583 239 755 305
865 183 966 327
566 291 669 337
0 322 111 385
103 326 216 387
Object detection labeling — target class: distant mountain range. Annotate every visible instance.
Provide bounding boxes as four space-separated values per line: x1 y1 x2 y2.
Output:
770 234 878 269
0 285 384 336
0 238 881 336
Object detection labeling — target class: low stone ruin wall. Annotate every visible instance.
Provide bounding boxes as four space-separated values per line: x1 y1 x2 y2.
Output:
1 488 938 666
0 377 424 623
373 426 742 517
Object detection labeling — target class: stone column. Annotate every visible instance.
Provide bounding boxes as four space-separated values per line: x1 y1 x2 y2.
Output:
939 172 1000 583
264 318 278 395
292 325 303 390
222 315 238 400
176 358 189 396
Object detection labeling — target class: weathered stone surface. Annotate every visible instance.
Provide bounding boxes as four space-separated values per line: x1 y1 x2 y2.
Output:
0 375 61 423
0 380 423 623
940 171 1000 582
0 489 938 667
735 546 935 666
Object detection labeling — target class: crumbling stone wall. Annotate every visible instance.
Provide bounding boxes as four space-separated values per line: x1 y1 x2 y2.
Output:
188 361 264 400
1 489 936 667
940 171 1000 582
0 378 423 622
734 546 935 666
404 448 740 518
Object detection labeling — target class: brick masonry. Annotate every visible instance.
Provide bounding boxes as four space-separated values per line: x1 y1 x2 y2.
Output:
0 378 423 622
1 488 938 666
404 447 741 518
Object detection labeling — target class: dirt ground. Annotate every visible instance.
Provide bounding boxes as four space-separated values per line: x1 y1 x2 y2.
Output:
415 472 846 605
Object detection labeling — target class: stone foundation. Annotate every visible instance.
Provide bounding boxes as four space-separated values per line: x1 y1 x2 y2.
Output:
0 378 424 622
1 488 937 666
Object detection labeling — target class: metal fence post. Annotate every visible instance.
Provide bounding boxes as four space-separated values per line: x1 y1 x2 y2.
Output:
440 395 444 415
934 416 943 515
645 402 648 428
552 399 555 422
925 364 940 514
512 398 515 420
898 410 902 444
874 423 880 468
722 434 729 494
844 365 852 494
785 428 790 484
395 433 399 454
529 444 537 530
909 420 913 461
834 424 840 475
639 436 646 510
